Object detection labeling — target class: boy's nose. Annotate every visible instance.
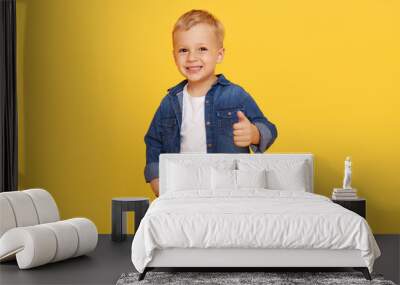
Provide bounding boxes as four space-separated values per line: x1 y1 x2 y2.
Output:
187 51 198 61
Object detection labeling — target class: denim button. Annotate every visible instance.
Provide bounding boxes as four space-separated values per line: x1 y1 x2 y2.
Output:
206 100 209 104
207 144 212 147
206 121 210 125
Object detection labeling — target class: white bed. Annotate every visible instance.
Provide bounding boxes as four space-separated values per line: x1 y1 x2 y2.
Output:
131 154 380 280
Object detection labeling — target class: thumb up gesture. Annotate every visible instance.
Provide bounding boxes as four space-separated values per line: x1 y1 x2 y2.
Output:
233 111 260 147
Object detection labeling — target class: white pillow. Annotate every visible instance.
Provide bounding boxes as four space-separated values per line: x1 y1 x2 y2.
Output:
211 168 236 190
266 166 307 191
167 162 211 191
236 169 268 189
237 159 309 191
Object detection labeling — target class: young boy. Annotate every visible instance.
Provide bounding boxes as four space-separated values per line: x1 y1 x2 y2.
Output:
144 10 278 197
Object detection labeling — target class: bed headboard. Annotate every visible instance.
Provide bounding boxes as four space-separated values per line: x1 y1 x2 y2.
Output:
159 153 314 195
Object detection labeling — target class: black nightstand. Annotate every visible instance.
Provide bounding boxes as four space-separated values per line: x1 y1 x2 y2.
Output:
332 198 366 218
111 197 149 242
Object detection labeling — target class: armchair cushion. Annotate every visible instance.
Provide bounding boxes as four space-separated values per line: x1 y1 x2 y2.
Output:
0 189 97 269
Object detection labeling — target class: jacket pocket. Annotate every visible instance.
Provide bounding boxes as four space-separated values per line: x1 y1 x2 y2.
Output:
159 117 177 129
216 107 244 136
216 109 235 119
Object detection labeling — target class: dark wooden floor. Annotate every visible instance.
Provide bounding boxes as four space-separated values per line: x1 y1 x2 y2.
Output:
0 235 398 285
0 235 135 285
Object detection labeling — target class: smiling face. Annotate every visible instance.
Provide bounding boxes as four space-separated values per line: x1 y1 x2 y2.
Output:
173 23 224 84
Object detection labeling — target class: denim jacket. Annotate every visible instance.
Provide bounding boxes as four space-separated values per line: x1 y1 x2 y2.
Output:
144 74 278 182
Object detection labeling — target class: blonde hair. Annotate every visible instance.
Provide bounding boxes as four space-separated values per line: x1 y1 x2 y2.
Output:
173 9 225 47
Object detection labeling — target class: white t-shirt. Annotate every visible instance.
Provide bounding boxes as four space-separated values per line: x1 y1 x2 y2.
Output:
180 84 207 153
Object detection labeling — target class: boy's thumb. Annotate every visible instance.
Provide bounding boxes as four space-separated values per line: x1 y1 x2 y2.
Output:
237 111 248 122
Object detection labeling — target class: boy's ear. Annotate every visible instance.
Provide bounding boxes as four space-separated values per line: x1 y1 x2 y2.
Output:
216 47 225 63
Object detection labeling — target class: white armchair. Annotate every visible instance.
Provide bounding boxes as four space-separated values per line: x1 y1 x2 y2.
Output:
0 189 98 269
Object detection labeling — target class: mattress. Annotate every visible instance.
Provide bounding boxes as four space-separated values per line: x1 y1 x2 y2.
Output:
131 190 380 273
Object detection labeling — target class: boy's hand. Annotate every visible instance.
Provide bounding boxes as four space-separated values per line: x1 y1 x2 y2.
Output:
233 111 260 147
150 178 160 197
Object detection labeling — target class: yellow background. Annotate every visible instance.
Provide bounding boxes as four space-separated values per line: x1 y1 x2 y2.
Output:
16 0 400 233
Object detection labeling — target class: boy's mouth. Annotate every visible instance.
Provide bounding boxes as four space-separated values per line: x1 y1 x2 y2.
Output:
185 66 203 73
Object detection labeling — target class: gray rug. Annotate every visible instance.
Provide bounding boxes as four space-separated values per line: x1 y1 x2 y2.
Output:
116 271 396 285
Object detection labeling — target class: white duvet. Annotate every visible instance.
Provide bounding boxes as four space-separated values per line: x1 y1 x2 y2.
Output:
131 190 380 273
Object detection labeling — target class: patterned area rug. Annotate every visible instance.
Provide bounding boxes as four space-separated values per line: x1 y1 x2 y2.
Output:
116 271 396 285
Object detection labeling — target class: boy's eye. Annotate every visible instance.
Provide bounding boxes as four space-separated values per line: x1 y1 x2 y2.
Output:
199 47 208 52
178 48 188 53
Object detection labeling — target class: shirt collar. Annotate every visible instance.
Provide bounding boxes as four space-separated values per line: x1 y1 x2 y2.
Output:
167 74 231 96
